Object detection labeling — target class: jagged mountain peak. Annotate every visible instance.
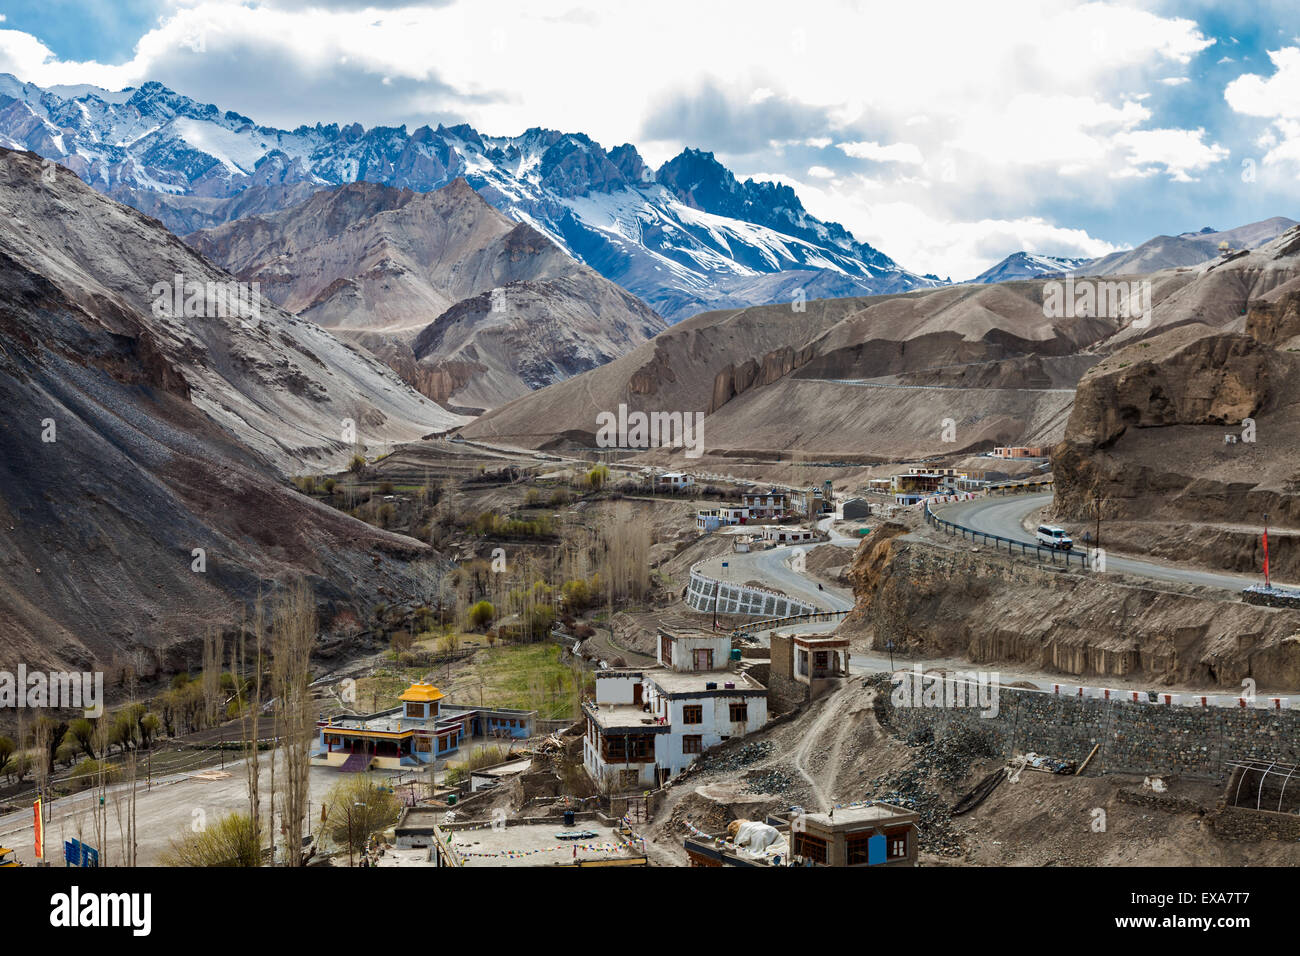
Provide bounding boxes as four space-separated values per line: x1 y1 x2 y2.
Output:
0 74 942 320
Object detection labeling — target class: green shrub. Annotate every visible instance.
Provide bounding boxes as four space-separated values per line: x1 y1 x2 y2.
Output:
468 600 496 630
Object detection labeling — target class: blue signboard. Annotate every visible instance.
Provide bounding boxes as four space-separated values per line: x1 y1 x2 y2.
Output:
63 838 99 868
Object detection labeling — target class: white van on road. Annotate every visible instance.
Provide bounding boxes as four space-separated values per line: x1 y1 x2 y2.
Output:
1036 525 1073 550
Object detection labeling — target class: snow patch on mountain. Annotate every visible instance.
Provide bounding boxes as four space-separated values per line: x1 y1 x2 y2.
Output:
0 74 944 321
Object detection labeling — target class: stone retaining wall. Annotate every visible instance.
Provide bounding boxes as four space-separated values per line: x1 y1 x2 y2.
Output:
880 680 1300 779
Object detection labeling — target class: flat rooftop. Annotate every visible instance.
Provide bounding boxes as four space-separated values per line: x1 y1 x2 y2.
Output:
441 821 645 867
325 711 444 733
373 846 436 867
473 758 532 778
648 668 765 696
658 625 726 642
789 633 850 647
584 701 667 732
802 803 917 829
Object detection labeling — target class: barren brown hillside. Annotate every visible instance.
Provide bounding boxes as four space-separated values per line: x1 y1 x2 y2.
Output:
188 179 665 410
1053 227 1300 577
464 279 1121 458
0 148 451 669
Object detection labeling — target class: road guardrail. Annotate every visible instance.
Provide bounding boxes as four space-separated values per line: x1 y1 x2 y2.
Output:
731 609 850 638
925 498 1090 569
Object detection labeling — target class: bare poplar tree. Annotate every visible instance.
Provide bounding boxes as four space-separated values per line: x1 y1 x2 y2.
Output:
31 717 53 816
91 719 111 865
233 600 266 862
271 580 317 867
201 630 224 727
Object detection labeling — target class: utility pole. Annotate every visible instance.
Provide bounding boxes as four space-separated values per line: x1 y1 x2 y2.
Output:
1094 493 1103 551
1263 512 1271 589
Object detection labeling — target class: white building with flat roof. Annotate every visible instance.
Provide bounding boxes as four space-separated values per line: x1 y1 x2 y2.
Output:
696 505 749 532
655 472 695 493
582 625 768 790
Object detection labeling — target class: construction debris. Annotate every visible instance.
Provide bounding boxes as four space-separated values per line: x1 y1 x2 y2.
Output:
694 740 773 774
951 768 1007 816
742 765 799 795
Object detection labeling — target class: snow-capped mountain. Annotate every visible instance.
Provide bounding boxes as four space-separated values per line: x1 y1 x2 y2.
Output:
968 251 1092 284
0 73 944 321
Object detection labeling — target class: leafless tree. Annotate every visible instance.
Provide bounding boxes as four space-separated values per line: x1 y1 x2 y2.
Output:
232 600 267 861
271 580 317 866
201 630 225 727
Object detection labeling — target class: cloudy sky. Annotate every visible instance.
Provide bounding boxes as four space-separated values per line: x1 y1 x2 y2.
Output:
2 0 1298 279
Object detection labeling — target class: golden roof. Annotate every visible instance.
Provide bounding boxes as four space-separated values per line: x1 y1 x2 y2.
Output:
399 682 446 704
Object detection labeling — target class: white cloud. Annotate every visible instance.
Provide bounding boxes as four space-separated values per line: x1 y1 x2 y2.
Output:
1225 47 1300 119
753 172 1120 280
0 0 1239 273
1225 47 1300 170
837 141 924 165
1115 128 1229 182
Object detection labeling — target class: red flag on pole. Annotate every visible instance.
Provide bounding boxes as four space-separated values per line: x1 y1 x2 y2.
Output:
1263 527 1271 588
33 798 43 861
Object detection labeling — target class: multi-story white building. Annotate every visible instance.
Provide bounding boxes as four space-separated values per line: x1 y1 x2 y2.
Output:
582 626 768 790
741 488 789 519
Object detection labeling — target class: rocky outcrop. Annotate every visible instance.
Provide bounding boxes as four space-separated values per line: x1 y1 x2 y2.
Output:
709 344 817 413
843 530 1300 688
1052 235 1300 548
1063 331 1272 450
1246 290 1300 348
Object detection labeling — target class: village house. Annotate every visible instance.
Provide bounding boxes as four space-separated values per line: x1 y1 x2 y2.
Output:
956 471 990 492
790 804 920 866
768 632 850 710
685 804 919 867
889 467 966 505
796 480 835 517
696 505 750 532
312 681 536 772
992 445 1046 459
653 471 695 493
758 525 821 544
582 626 768 789
742 488 790 519
842 496 871 520
390 808 648 868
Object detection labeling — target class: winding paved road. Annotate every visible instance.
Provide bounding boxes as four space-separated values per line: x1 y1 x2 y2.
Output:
934 492 1260 593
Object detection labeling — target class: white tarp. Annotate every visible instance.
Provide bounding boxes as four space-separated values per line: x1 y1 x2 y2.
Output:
733 821 786 858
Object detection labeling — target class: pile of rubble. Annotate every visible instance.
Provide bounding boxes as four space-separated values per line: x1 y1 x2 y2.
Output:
694 740 773 775
867 765 964 856
860 724 999 856
742 765 799 795
903 725 999 787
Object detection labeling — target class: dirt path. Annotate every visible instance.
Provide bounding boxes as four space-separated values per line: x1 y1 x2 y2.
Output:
792 693 840 811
